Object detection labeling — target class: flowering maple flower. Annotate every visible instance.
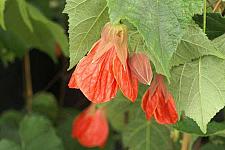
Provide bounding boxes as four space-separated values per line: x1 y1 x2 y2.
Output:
128 53 153 85
72 104 109 148
68 22 138 103
142 74 178 124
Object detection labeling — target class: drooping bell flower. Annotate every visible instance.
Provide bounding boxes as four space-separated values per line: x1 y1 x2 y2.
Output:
128 53 153 85
72 104 109 148
68 22 138 103
142 74 178 124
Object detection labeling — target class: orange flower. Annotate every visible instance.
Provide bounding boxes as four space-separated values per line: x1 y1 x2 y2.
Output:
142 74 178 124
69 22 138 103
72 104 109 148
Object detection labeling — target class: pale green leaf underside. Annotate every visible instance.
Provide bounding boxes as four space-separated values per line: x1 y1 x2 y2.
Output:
123 117 174 150
107 0 203 79
171 56 225 133
64 0 109 70
213 33 225 54
0 0 6 30
170 25 225 67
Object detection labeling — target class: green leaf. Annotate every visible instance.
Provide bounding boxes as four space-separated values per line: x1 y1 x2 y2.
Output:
201 144 225 150
56 108 80 150
19 115 64 150
213 33 225 54
3 0 68 60
194 13 225 40
170 25 225 67
0 0 6 30
170 56 225 133
105 84 148 131
27 3 69 57
0 139 21 150
64 0 109 69
123 116 175 150
16 0 33 31
32 92 58 121
174 117 225 136
107 0 203 79
0 110 24 144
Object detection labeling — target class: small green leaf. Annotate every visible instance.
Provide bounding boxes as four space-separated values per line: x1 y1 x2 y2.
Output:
19 115 64 150
174 117 225 136
107 0 203 79
170 25 225 67
32 92 58 121
171 56 225 133
0 139 21 150
0 110 24 144
0 0 7 30
64 0 109 69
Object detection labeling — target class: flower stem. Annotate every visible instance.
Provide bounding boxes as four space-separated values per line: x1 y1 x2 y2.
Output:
203 0 207 33
181 133 192 150
24 52 33 113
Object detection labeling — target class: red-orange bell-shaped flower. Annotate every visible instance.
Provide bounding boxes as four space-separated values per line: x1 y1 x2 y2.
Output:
68 22 138 103
142 74 178 124
72 104 109 148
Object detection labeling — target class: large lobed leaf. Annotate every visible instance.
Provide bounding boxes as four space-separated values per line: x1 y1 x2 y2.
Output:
107 0 203 79
64 0 109 69
171 56 225 133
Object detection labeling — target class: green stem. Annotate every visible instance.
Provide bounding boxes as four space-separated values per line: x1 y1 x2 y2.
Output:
203 0 207 33
24 52 33 113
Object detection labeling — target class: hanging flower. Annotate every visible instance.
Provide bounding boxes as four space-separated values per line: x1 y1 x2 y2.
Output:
72 104 109 148
68 22 138 103
142 74 178 124
128 52 153 85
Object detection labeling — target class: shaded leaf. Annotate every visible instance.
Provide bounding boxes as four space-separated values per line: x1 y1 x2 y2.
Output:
32 92 58 121
19 115 64 150
194 13 225 40
0 139 21 150
174 117 225 136
123 115 175 150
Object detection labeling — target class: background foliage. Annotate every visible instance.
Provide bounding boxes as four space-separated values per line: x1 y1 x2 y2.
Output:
1 0 225 150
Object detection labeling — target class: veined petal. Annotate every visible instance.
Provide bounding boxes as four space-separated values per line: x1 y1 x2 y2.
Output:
68 70 79 89
154 93 178 124
113 56 138 102
72 41 118 103
129 53 153 85
142 87 159 120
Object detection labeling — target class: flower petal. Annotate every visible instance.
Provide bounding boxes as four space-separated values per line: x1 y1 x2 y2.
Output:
113 56 138 102
129 53 153 85
154 93 178 124
142 87 159 120
72 41 118 103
